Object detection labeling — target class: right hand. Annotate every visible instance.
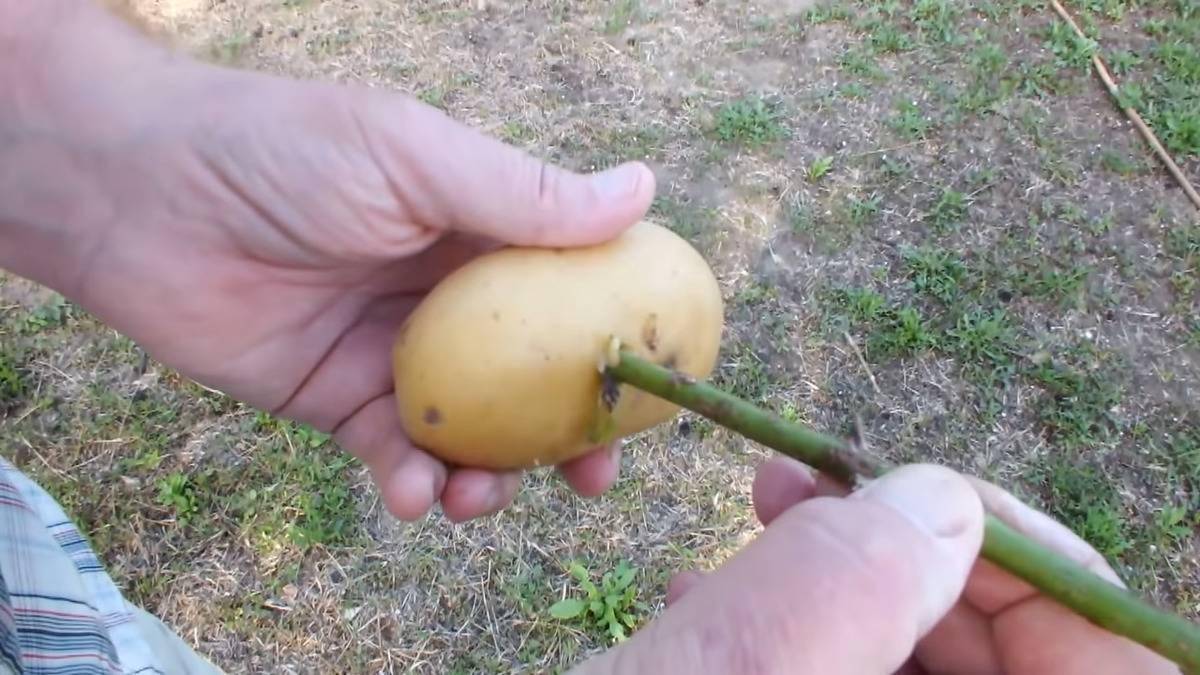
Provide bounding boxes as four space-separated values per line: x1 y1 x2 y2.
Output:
573 460 1180 674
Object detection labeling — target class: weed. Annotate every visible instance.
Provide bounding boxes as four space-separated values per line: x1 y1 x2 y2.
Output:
1017 62 1063 97
929 188 968 231
970 42 1008 75
840 48 884 79
848 195 881 226
1107 49 1141 75
808 155 834 182
1028 356 1122 448
21 295 71 334
157 472 202 524
1166 222 1200 260
550 560 648 643
1034 459 1132 560
715 342 773 403
911 0 959 44
867 306 937 358
713 96 786 147
839 82 869 99
903 246 967 303
1014 263 1090 307
804 3 854 24
946 307 1018 385
0 349 23 409
889 100 932 139
604 0 640 34
869 22 914 54
1045 20 1097 70
1100 149 1139 175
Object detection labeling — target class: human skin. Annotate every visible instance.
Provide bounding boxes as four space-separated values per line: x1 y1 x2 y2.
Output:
0 2 1185 673
1 0 654 522
573 459 1181 674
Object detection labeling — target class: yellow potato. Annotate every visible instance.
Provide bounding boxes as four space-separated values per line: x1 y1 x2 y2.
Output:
391 220 724 470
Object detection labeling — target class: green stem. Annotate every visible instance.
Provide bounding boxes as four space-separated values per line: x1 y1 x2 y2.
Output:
607 350 1200 672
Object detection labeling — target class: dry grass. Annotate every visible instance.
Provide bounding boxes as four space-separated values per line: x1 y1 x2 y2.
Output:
3 0 1200 672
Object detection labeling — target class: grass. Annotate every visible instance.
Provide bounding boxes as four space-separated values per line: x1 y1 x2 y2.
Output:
5 0 1200 671
712 96 787 147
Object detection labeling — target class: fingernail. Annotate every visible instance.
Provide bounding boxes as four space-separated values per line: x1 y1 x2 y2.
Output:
854 465 977 541
592 163 644 199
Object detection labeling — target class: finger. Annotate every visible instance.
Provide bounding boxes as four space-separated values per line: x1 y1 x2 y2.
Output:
910 600 1000 674
557 442 623 498
440 468 523 523
960 477 1179 674
961 475 1124 613
332 393 446 520
571 465 985 675
751 455 819 526
665 571 705 607
359 91 656 247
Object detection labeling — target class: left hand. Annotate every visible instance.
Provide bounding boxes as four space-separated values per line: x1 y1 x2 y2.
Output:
1 2 655 522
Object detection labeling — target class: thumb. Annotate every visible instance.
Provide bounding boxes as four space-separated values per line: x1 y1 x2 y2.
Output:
572 465 984 675
365 92 656 247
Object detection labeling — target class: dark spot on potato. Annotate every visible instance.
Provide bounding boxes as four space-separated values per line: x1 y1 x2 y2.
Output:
642 313 659 352
601 374 621 411
491 311 501 321
660 352 678 369
423 406 443 425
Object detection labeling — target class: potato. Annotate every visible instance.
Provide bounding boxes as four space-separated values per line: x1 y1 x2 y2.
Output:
391 220 724 470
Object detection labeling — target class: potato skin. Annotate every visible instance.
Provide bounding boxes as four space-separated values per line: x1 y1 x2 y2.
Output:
391 220 724 470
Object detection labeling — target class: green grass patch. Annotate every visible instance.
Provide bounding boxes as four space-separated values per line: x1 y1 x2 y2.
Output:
902 245 967 303
549 559 649 644
1033 458 1133 560
1028 354 1122 449
0 348 23 410
713 96 787 147
889 100 933 139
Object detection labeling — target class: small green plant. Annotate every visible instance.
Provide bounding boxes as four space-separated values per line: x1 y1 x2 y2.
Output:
911 0 959 44
840 48 884 79
808 155 834 181
929 188 968 230
969 42 1008 75
1036 459 1132 560
848 195 881 226
803 2 854 24
903 245 967 303
604 0 640 34
713 96 786 147
868 305 937 358
889 100 932 139
550 560 648 643
1045 21 1097 69
156 472 201 524
0 350 22 409
1107 49 1141 75
869 23 914 53
21 295 71 333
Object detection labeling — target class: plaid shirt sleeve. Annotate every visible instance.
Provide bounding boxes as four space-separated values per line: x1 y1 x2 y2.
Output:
0 456 221 674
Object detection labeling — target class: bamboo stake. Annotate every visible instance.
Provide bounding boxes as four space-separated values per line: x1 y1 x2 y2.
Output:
607 350 1200 672
1049 0 1200 211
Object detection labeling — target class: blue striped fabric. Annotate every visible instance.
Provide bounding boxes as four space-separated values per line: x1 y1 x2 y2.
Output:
0 457 218 674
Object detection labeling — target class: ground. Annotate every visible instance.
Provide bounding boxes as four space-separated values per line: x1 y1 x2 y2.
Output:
2 0 1199 672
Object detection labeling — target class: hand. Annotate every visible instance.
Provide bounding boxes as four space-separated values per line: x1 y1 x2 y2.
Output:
0 2 655 522
573 461 1180 674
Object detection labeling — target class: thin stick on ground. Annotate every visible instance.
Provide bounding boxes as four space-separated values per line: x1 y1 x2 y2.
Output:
607 349 1200 672
842 330 882 396
1049 0 1200 212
